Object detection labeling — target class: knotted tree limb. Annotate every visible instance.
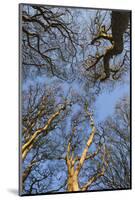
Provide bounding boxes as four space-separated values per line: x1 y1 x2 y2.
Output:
89 11 130 81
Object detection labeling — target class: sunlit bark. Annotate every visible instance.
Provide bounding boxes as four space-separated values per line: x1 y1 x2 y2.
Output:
22 103 67 161
66 110 108 192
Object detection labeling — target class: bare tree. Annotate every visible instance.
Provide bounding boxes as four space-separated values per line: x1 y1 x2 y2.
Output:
65 107 109 191
21 83 71 193
21 86 109 194
84 10 130 82
21 5 78 80
99 96 130 189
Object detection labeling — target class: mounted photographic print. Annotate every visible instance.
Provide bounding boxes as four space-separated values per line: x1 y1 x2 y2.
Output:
19 3 131 196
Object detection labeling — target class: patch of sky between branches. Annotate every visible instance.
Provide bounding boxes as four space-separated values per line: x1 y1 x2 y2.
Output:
94 83 129 123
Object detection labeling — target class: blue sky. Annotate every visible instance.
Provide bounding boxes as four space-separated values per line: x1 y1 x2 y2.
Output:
95 83 129 122
23 72 130 124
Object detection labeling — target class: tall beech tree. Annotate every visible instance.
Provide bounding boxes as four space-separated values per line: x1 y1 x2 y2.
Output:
65 109 109 191
21 83 71 192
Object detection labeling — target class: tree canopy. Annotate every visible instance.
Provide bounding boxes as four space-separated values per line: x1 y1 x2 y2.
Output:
20 4 131 195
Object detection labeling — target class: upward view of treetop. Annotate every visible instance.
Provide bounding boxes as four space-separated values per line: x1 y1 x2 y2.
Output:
20 4 131 195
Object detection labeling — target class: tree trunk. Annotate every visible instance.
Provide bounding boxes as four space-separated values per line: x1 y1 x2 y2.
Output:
67 157 80 192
